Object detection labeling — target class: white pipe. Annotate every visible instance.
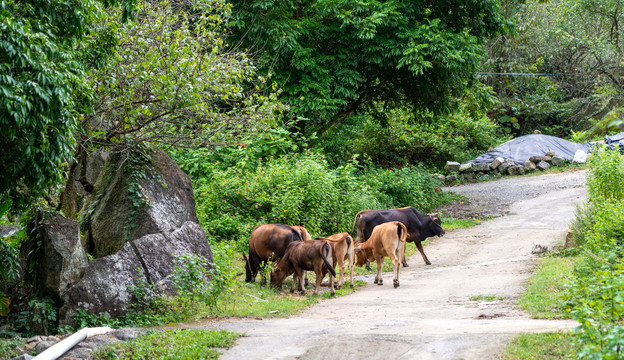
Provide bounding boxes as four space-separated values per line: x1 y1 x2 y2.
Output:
32 326 113 360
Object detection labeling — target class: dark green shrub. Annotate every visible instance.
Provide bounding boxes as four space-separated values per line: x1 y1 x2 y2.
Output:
317 108 506 169
566 145 624 358
193 151 446 247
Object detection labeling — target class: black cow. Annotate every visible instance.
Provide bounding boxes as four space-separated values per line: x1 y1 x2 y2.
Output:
351 207 444 266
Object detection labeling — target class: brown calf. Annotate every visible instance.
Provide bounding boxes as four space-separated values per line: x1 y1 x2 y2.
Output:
317 232 354 289
355 221 407 288
271 239 337 296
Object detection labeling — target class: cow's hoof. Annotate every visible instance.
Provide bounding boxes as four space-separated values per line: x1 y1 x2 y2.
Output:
393 280 400 288
350 284 354 289
402 262 409 267
373 279 378 284
331 290 335 296
425 261 432 265
377 281 383 286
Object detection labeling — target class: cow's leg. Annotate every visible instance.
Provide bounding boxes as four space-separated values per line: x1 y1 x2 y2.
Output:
392 253 400 288
298 271 306 295
348 249 355 288
248 253 261 283
375 256 383 286
415 241 431 265
313 265 323 295
401 242 409 267
290 272 298 293
337 260 345 290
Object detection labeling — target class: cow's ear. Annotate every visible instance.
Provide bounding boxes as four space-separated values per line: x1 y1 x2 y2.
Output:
354 247 360 254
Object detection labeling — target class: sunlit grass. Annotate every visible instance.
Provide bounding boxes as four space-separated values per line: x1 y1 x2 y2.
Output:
500 331 575 360
517 256 579 319
92 329 240 360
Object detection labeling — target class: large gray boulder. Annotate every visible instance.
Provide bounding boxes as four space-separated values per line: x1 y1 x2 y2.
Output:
36 148 214 325
60 221 211 322
86 149 199 257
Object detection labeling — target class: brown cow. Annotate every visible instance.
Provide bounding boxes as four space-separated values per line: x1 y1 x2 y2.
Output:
317 232 354 289
355 221 407 288
352 207 444 267
244 224 307 284
270 239 337 296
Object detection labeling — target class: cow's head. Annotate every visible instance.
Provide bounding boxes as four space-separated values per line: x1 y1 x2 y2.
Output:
354 243 374 266
354 244 366 267
270 257 290 289
429 213 445 237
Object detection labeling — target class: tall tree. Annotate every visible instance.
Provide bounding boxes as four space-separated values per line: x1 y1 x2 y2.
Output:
0 0 134 214
228 0 512 133
484 0 624 135
83 0 285 152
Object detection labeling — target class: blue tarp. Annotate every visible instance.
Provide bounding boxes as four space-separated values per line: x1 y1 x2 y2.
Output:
470 134 594 165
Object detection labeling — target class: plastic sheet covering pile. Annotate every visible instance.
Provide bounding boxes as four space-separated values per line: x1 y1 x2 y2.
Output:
470 134 594 165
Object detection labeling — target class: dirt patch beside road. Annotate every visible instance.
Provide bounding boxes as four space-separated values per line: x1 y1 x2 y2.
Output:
161 169 587 360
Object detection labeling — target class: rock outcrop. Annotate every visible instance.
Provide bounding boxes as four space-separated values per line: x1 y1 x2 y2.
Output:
28 148 213 325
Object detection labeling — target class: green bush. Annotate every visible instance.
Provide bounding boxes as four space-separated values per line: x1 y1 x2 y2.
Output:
566 145 624 358
586 146 624 204
193 151 445 247
317 108 506 169
92 329 240 360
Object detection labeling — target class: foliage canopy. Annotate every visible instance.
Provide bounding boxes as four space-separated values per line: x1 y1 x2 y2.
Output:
84 0 287 152
228 0 513 133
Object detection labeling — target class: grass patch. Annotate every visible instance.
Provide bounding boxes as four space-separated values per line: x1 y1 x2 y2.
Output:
212 277 366 318
470 295 504 302
0 338 28 359
517 256 580 319
443 217 484 230
92 329 240 360
500 331 575 360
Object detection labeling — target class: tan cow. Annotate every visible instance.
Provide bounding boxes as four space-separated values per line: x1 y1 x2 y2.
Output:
317 232 355 289
355 221 407 288
271 239 337 296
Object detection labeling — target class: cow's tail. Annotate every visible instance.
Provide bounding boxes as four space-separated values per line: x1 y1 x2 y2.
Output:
350 210 367 236
321 241 336 277
397 222 408 243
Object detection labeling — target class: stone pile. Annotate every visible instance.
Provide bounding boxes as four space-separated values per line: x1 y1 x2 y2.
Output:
434 149 589 183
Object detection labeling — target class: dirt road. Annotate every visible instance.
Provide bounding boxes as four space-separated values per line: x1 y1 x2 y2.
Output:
187 170 587 359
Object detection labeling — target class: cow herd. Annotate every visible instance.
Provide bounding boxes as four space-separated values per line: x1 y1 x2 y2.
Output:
243 206 445 295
